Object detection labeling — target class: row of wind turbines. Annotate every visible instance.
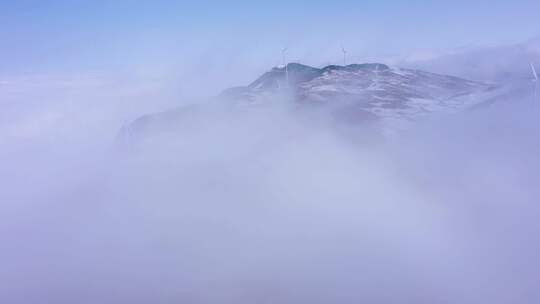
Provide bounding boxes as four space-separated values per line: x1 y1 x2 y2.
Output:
281 46 350 68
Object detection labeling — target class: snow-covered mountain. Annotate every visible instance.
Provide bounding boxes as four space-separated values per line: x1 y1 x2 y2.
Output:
221 63 498 134
121 63 501 143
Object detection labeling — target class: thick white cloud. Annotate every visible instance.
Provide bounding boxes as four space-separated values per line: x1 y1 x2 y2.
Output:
1 45 540 303
400 37 540 82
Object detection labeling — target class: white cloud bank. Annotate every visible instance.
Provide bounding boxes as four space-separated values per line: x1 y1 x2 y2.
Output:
1 53 540 303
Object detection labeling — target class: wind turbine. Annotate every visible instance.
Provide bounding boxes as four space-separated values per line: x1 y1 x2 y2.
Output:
282 47 289 86
341 45 347 66
531 63 538 103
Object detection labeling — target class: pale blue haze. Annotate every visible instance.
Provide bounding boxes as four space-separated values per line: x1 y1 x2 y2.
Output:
1 0 539 85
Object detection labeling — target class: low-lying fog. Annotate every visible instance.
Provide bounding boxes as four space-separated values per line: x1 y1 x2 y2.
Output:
1 68 539 303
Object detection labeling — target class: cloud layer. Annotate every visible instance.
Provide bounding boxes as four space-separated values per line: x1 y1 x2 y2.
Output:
1 64 540 303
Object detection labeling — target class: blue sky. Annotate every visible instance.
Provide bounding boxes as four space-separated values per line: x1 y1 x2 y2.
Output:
1 0 539 85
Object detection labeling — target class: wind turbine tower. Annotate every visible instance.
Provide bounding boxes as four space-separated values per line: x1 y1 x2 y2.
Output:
341 45 347 66
282 47 289 86
531 63 538 103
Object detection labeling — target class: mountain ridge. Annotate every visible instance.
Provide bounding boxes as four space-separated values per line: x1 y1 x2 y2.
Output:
121 62 502 143
219 62 498 135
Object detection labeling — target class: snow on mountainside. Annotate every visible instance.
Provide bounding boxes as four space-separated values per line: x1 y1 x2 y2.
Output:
221 63 498 134
121 63 500 143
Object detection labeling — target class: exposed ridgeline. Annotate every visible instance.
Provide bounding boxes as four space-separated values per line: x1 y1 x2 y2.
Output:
220 63 497 132
221 63 391 101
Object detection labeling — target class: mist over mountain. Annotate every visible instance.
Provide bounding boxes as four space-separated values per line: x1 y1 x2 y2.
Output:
1 1 540 300
401 37 540 83
125 62 504 142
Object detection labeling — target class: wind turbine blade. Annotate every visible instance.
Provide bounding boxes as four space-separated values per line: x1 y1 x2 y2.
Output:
531 63 538 80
